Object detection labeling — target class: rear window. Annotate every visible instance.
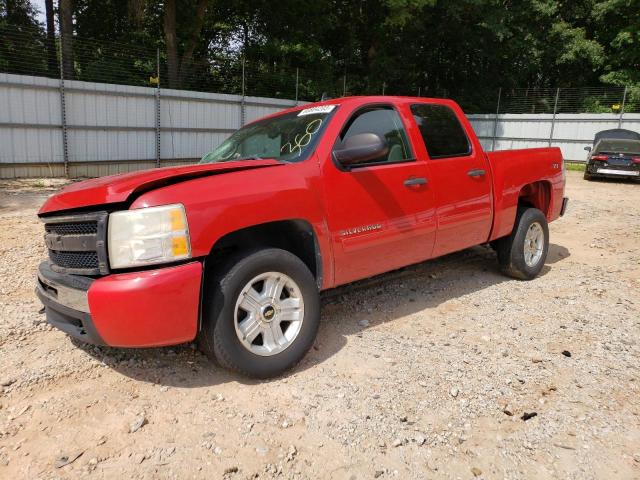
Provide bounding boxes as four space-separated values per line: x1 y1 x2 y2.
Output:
411 104 471 159
594 139 640 155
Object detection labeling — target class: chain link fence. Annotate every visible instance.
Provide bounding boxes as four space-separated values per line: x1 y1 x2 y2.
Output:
2 25 638 112
1 24 639 177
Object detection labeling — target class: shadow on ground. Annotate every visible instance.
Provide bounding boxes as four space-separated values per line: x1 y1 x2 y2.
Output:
75 243 570 387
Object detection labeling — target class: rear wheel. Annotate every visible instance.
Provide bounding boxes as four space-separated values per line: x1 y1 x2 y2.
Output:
583 171 593 181
199 248 320 378
496 207 549 280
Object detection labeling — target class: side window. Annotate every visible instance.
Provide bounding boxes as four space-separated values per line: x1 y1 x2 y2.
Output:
336 106 413 165
411 104 471 159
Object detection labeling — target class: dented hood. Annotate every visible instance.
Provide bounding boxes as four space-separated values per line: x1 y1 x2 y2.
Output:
39 160 282 215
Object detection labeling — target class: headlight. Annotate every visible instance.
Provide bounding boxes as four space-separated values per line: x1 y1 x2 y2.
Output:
108 204 191 269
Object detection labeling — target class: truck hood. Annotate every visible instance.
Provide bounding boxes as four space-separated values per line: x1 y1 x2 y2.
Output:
39 160 282 215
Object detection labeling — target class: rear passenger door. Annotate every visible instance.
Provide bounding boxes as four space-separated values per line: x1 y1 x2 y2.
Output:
409 103 493 257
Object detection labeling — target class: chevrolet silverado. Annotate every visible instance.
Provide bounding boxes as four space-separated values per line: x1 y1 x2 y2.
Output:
36 96 568 378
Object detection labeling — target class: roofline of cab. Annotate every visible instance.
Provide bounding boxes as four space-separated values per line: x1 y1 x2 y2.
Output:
246 95 461 127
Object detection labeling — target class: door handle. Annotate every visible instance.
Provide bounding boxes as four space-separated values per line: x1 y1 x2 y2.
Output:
467 169 486 177
404 177 428 187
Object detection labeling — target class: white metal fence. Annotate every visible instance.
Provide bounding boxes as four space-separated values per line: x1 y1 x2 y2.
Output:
1 73 639 178
0 73 298 178
469 113 640 162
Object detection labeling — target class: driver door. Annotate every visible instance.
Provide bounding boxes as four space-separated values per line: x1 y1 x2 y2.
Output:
321 104 436 286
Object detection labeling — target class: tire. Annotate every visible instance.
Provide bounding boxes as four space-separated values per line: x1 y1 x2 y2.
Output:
583 171 593 181
495 207 549 280
199 248 320 378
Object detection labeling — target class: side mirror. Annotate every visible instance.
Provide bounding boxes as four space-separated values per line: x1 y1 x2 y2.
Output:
584 146 592 152
333 133 389 167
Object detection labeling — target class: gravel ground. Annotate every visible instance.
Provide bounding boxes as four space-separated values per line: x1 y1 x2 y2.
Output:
0 171 639 480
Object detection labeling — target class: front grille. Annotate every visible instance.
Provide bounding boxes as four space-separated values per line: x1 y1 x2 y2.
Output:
43 212 109 276
46 222 98 236
49 250 99 270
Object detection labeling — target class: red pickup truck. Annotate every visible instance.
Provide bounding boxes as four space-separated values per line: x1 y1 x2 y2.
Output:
36 96 568 377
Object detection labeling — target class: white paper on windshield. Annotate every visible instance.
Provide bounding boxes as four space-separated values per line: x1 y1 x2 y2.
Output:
297 105 336 116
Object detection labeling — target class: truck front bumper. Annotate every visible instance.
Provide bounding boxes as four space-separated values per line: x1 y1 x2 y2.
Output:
36 260 202 347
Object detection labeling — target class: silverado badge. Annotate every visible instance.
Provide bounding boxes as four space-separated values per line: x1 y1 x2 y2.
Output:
339 224 382 236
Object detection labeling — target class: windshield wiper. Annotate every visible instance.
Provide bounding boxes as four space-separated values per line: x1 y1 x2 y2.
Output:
211 155 289 164
216 155 265 162
213 155 259 163
234 155 289 163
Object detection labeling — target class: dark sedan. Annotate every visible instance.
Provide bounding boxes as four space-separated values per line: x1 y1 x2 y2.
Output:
584 129 640 181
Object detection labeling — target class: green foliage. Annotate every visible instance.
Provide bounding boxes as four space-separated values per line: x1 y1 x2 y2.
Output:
0 0 637 105
565 162 586 172
0 0 50 76
382 0 436 26
593 0 640 93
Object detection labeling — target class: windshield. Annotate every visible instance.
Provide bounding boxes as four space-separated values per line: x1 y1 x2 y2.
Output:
595 139 640 155
200 106 336 163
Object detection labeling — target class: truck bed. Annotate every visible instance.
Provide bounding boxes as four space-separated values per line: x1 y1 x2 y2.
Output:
487 147 565 241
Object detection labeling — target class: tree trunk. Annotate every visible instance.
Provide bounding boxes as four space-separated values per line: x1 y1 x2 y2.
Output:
164 0 209 89
59 0 74 80
45 0 57 76
177 0 209 86
242 22 249 57
163 0 179 88
128 0 145 27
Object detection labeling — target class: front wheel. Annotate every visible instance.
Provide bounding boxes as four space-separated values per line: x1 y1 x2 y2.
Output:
495 207 549 280
199 248 320 378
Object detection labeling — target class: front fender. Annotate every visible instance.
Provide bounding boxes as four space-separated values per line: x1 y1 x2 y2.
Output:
129 161 334 288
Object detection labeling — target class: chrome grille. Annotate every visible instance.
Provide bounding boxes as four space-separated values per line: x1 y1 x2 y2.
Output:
42 212 109 276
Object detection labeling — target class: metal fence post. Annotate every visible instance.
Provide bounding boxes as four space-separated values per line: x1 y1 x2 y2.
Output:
491 87 502 151
549 87 560 146
382 82 386 95
155 48 161 168
618 86 628 129
343 73 347 97
58 36 69 177
295 67 299 105
240 58 246 127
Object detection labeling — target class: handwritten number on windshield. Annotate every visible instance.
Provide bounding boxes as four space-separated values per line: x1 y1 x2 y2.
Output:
281 118 323 157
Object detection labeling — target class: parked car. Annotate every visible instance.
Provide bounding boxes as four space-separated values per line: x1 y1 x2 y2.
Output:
36 96 568 378
584 129 640 181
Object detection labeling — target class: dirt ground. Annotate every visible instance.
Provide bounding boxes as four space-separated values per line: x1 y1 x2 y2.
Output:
0 171 638 480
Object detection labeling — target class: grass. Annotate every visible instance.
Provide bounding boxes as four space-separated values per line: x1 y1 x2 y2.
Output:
565 162 586 172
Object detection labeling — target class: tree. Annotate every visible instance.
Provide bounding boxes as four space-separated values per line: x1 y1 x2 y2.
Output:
593 0 640 102
44 0 56 75
0 0 49 76
60 0 74 79
163 0 209 88
0 0 637 108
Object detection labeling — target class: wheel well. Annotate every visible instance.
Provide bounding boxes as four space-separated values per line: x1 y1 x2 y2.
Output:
207 220 322 288
518 181 551 217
